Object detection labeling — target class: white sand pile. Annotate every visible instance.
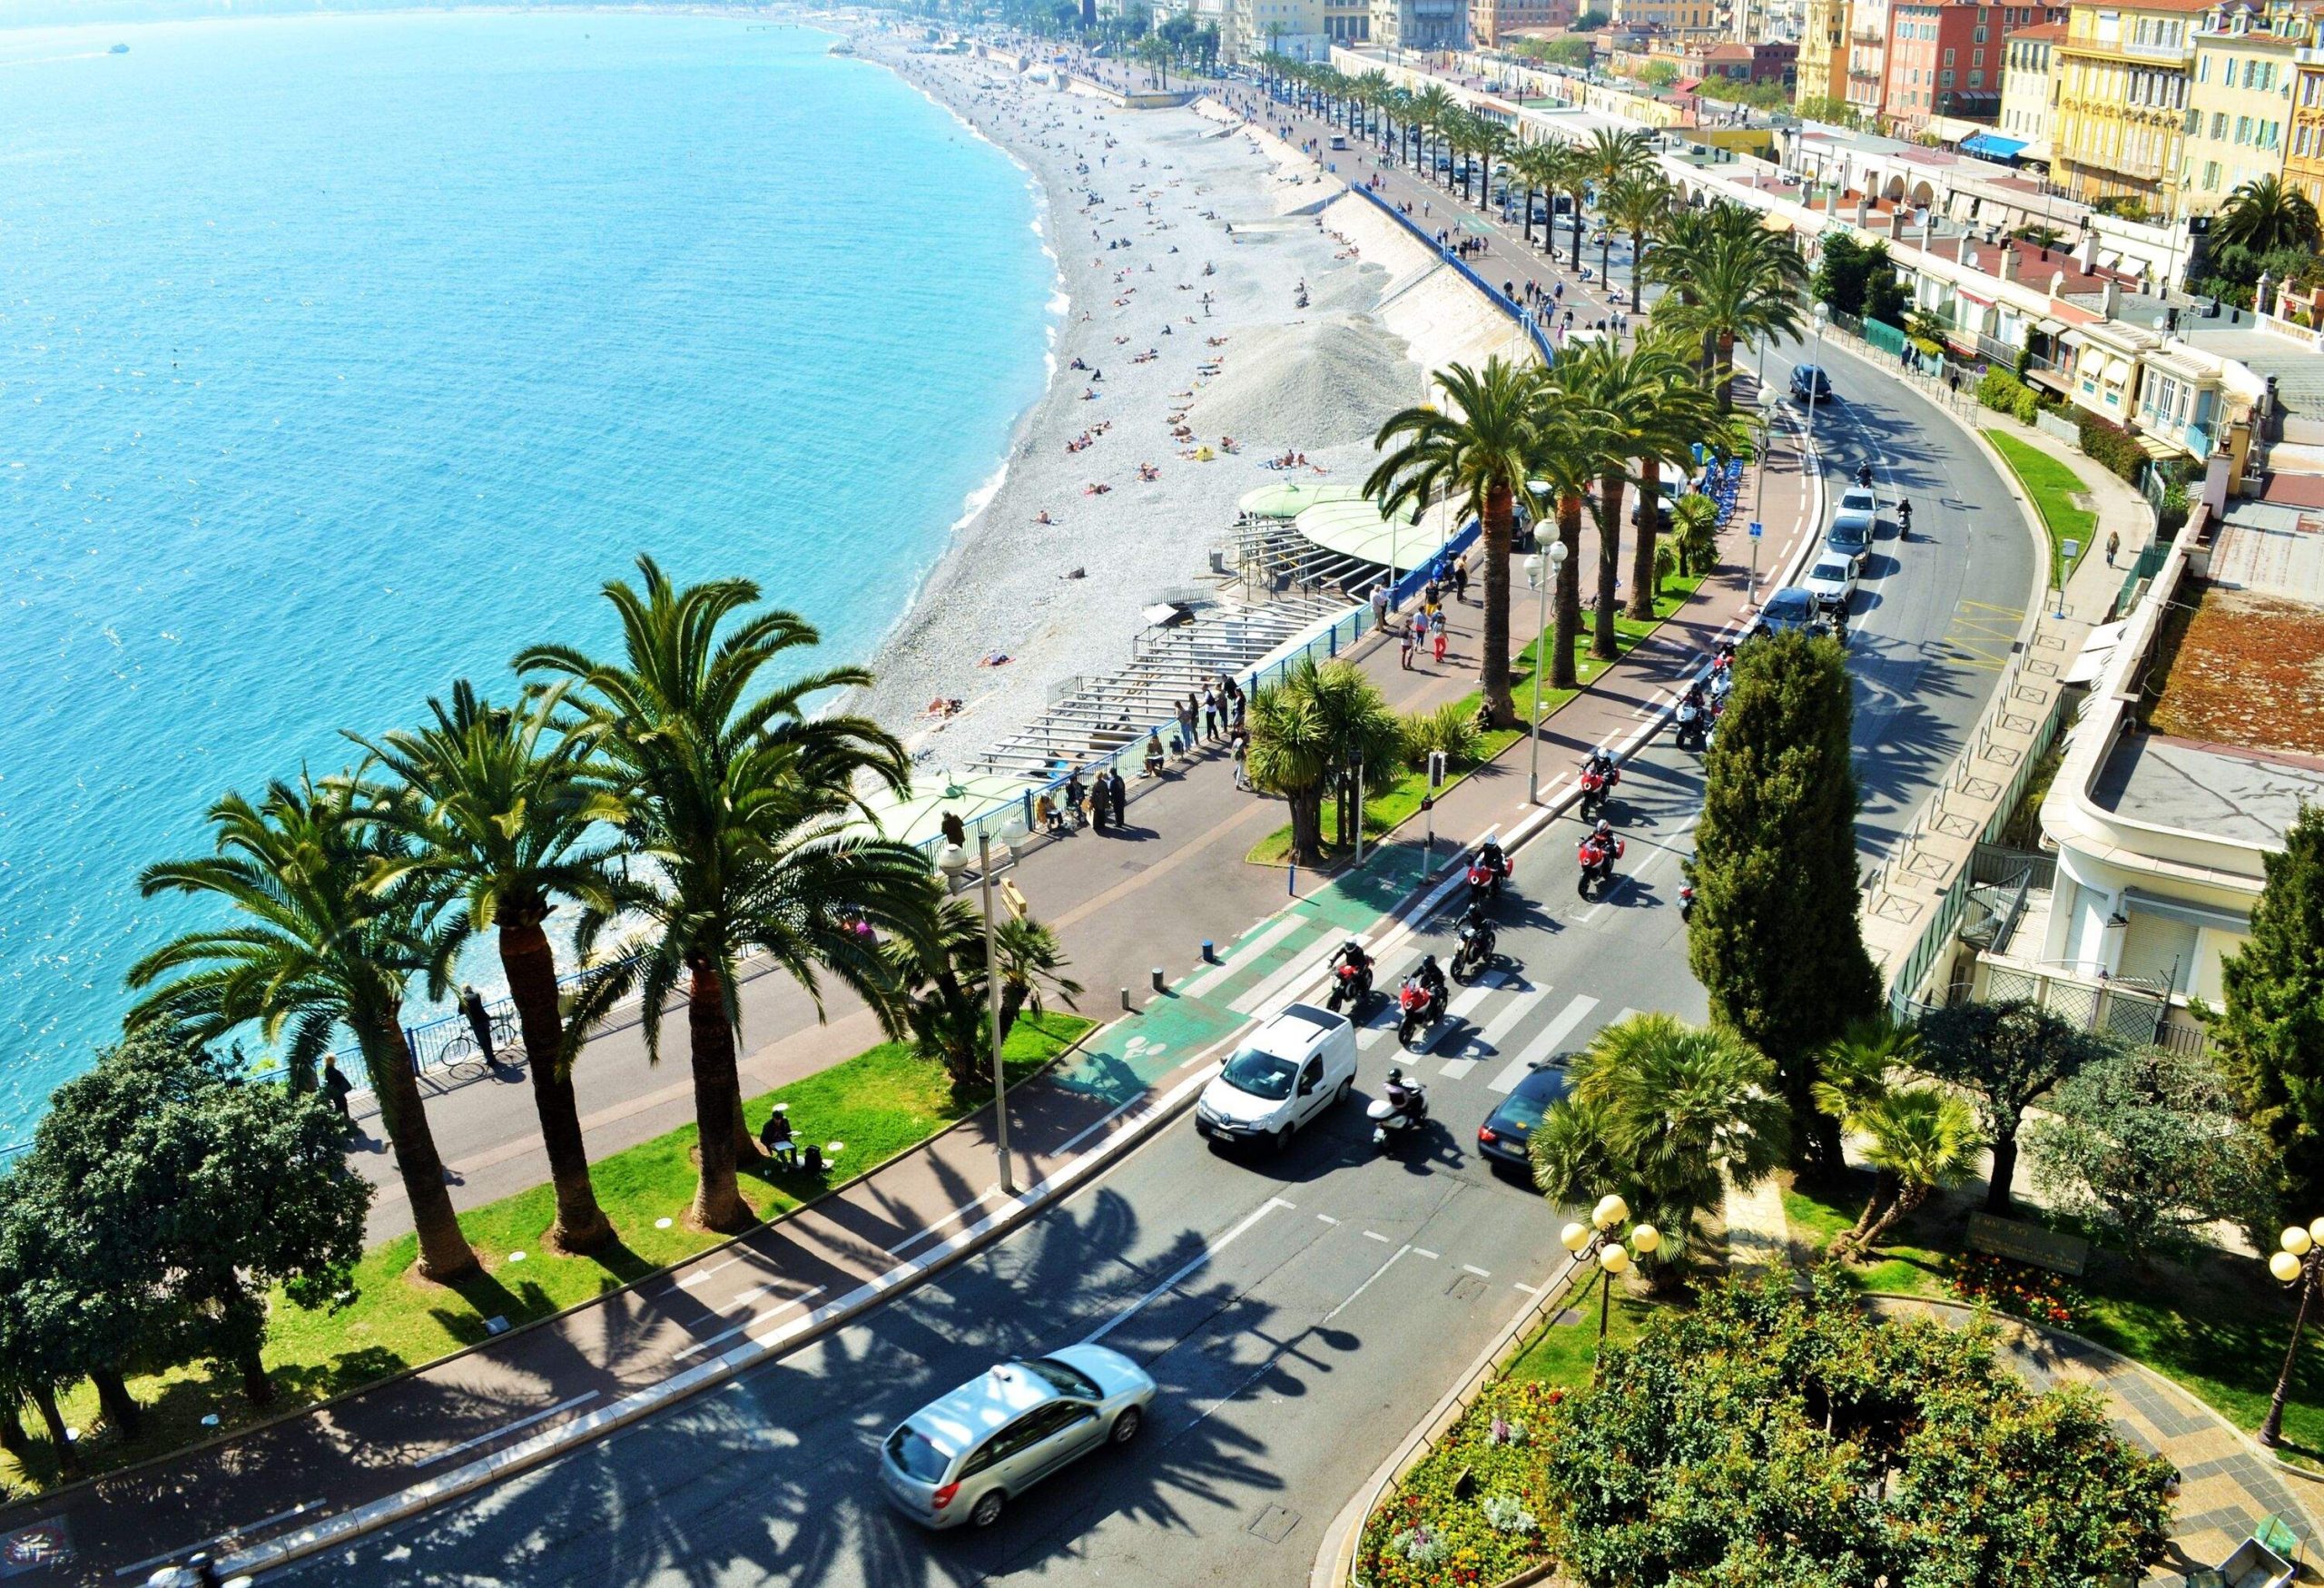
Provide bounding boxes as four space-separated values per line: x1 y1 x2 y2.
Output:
1184 313 1423 449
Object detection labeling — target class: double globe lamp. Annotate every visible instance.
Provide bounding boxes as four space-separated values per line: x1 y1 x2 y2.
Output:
1560 1193 1659 1355
2260 1217 2324 1446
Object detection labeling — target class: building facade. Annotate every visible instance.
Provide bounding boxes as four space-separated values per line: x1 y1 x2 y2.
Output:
1372 0 1468 50
1885 0 2006 128
2050 0 2206 213
2180 0 2309 211
2293 48 2324 205
1468 0 1569 43
1846 0 1895 116
1797 0 1854 100
1999 20 2065 144
1610 0 1727 31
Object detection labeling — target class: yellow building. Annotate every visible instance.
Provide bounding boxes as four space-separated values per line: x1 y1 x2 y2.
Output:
1797 0 1853 102
1998 21 2064 148
2292 51 2324 205
2050 0 2206 213
2181 0 2310 211
1610 0 1725 31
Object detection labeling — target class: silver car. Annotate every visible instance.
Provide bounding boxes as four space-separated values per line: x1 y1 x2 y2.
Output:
880 1346 1156 1529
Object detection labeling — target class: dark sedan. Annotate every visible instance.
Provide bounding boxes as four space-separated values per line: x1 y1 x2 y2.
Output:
1477 1060 1573 1173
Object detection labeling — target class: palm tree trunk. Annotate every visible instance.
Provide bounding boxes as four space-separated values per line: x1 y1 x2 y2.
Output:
92 1370 140 1439
1834 1166 1898 1257
1570 186 1586 271
363 1012 478 1284
1552 494 1584 689
1593 471 1625 659
498 914 614 1255
1850 1182 1929 1258
0 1395 28 1461
685 958 755 1234
1480 488 1517 725
997 982 1029 1052
30 1384 78 1479
1715 330 1738 412
1286 792 1326 868
1628 455 1662 620
1630 226 1647 311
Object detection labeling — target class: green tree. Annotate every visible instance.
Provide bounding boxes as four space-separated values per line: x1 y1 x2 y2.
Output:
1913 999 2111 1214
2028 1047 2279 1261
520 557 937 1233
1557 333 1709 654
353 682 630 1255
1368 357 1559 727
2208 804 2324 1210
1812 230 1883 318
1637 59 1679 87
1648 201 1808 410
1669 489 1719 576
1529 1012 1789 1267
1829 1088 1984 1258
130 774 478 1282
1599 167 1672 315
1864 258 1911 329
1687 629 1879 1173
2211 173 2322 259
892 899 1080 1091
1245 656 1403 864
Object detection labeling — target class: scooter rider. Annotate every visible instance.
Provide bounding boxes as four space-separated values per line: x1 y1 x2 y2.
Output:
1856 460 1874 489
1384 1066 1419 1116
1896 496 1914 536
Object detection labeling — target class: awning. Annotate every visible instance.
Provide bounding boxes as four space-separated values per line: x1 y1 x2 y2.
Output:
1761 213 1795 233
1294 497 1427 565
1960 132 2027 161
2103 355 2133 386
2036 316 2068 337
2122 887 2250 937
1237 480 1361 519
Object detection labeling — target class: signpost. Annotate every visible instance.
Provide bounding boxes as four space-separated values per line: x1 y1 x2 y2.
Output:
1748 518 1763 602
1965 1211 2090 1277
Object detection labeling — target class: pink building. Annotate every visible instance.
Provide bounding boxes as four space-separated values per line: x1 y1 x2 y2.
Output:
1883 0 2005 129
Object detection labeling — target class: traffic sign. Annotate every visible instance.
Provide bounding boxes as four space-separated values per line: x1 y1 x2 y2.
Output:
1748 519 1763 539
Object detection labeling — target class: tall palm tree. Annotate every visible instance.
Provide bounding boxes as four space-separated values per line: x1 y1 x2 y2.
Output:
1356 70 1390 143
1522 370 1620 691
1829 1088 1983 1259
1508 143 1555 249
519 558 937 1234
2212 173 2322 258
129 775 480 1282
1648 202 1807 411
1412 84 1458 177
352 682 630 1255
1475 122 1512 213
1599 168 1672 312
1530 1011 1789 1268
1368 358 1556 726
1244 656 1404 865
1557 335 1709 655
1547 140 1595 272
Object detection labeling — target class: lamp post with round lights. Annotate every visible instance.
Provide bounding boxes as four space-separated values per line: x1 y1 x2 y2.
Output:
934 810 1031 1198
1524 534 1569 804
1560 1192 1660 1365
2260 1217 2324 1446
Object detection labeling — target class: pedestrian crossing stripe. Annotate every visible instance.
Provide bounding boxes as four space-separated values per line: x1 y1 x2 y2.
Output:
1487 994 1599 1092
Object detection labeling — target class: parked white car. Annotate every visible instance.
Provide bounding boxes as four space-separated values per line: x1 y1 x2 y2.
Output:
1802 553 1860 613
1195 1002 1358 1151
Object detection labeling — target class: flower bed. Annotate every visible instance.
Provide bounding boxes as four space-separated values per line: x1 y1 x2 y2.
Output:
1947 1250 2087 1328
1354 1378 1563 1588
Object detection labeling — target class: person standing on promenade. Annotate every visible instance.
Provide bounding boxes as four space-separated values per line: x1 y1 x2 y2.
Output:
1452 554 1470 604
1400 617 1415 670
1108 768 1128 825
1089 770 1110 833
1202 686 1222 741
1177 695 1199 754
322 1053 355 1127
1432 607 1448 665
1372 581 1391 633
2106 529 2120 567
460 984 496 1062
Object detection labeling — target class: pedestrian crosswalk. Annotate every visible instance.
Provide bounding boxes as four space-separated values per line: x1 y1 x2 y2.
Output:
1483 994 1597 1093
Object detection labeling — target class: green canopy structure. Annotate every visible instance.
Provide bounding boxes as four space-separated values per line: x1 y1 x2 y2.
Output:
1293 496 1431 567
849 769 1034 852
1236 479 1363 520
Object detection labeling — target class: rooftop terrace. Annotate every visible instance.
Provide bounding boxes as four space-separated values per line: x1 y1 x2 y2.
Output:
2093 733 2324 849
2143 581 2324 757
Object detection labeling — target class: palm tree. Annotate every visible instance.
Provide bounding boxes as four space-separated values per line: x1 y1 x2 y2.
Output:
1669 489 1719 578
1521 371 1619 691
1557 335 1709 654
1577 127 1654 277
1548 140 1595 272
2212 173 2322 258
1600 168 1672 312
1412 84 1458 178
1648 202 1807 411
1368 358 1556 726
130 775 480 1282
891 898 1080 1091
519 557 937 1234
1474 122 1512 213
1829 1088 1983 1259
1507 143 1555 249
352 682 630 1255
994 915 1082 1039
1355 70 1390 144
1530 1011 1789 1268
1808 1017 1919 1235
1244 656 1403 865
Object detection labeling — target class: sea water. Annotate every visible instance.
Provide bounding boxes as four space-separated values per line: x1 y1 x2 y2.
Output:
0 13 1054 1140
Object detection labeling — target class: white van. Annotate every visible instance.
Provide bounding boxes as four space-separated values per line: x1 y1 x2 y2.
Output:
1195 1003 1358 1151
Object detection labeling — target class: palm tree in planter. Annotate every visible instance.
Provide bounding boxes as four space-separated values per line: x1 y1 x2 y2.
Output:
352 681 632 1255
1827 1088 1984 1260
519 557 938 1235
891 899 1082 1092
130 775 480 1282
1245 656 1404 866
1669 489 1720 579
1556 334 1711 655
1368 357 1563 726
2213 173 2322 259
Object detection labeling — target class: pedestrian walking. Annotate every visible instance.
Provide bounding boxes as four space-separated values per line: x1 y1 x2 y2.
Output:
1432 607 1448 664
1226 677 1246 726
321 1053 355 1124
1423 574 1442 608
1452 553 1470 603
1408 610 1427 666
460 983 496 1062
1108 768 1127 825
1231 730 1251 790
1202 686 1222 741
2106 529 2120 567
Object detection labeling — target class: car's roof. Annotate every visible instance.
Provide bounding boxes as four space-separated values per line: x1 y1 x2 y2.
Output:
1505 1063 1573 1106
1767 587 1815 611
907 1362 1059 1462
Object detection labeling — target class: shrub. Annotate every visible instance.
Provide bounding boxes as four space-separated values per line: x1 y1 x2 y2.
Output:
1977 366 2032 415
2073 411 2148 483
2159 481 2190 538
1948 1251 2086 1328
1403 698 1482 772
1653 539 1679 593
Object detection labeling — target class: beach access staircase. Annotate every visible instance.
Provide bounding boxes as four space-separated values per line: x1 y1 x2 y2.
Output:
970 590 1344 780
1211 514 1393 606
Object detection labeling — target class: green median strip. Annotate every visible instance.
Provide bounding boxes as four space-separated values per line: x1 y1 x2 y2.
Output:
1984 428 2097 586
2 1011 1094 1493
1246 576 1707 867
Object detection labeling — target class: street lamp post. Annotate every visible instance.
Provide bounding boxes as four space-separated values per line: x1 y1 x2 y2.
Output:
1559 1193 1661 1366
934 826 1020 1197
2260 1217 2324 1445
1525 535 1568 804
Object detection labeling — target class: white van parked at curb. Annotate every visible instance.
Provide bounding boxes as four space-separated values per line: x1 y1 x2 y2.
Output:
1195 1003 1358 1151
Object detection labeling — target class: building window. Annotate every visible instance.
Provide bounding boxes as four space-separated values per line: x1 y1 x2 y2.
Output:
1944 45 1955 64
1971 68 1984 84
1942 66 1955 84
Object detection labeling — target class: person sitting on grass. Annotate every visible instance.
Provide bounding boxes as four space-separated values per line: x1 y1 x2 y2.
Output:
758 1106 799 1169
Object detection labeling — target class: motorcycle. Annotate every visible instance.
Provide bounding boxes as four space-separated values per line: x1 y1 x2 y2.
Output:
1466 857 1507 905
1325 959 1373 1014
1395 977 1448 1047
1578 761 1620 820
1366 1082 1431 1149
1679 883 1696 922
1450 917 1497 981
1576 833 1626 900
1674 696 1706 753
1856 461 1874 489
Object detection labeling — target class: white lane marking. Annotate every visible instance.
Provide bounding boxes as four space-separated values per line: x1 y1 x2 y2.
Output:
411 1393 601 1469
1463 979 1545 1060
674 1252 756 1289
884 1186 1003 1257
1440 1057 1482 1080
1228 930 1335 1014
1486 994 1600 1093
1614 1008 1640 1026
1315 1213 1340 1225
1082 1197 1294 1344
670 1286 829 1364
1363 1229 1391 1243
1513 1282 1541 1296
1462 1263 1492 1278
1181 913 1306 1000
1413 1248 1441 1260
1323 1241 1413 1323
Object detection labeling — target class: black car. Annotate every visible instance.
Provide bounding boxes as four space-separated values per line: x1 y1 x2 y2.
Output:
1789 363 1833 403
1477 1060 1573 1172
1748 587 1830 639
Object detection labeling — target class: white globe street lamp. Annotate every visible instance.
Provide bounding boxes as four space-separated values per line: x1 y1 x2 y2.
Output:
2260 1216 2324 1445
1561 1195 1659 1363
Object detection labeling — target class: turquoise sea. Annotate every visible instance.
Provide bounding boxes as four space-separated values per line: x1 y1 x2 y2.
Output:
0 13 1055 1140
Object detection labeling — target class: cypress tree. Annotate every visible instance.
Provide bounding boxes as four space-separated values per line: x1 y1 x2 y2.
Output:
2209 803 2324 1213
1686 629 1879 1174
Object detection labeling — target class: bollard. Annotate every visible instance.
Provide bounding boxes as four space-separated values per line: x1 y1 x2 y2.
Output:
1151 967 1166 993
1201 940 1216 963
1120 987 1134 1011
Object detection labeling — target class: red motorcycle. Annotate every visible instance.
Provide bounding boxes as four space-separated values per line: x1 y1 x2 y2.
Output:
1396 976 1447 1047
1578 761 1620 821
1466 853 1508 904
1326 958 1374 1014
1577 833 1626 900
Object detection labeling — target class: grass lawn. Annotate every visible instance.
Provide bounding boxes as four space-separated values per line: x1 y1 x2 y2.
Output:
1783 1173 2324 1458
1247 575 1705 866
1505 1288 1658 1386
1984 428 2096 585
2 1011 1094 1494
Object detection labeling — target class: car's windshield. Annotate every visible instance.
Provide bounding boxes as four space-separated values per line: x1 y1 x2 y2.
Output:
1813 561 1849 583
1017 1356 1102 1400
1220 1048 1297 1100
887 1424 953 1483
1841 489 1877 511
1768 591 1812 616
